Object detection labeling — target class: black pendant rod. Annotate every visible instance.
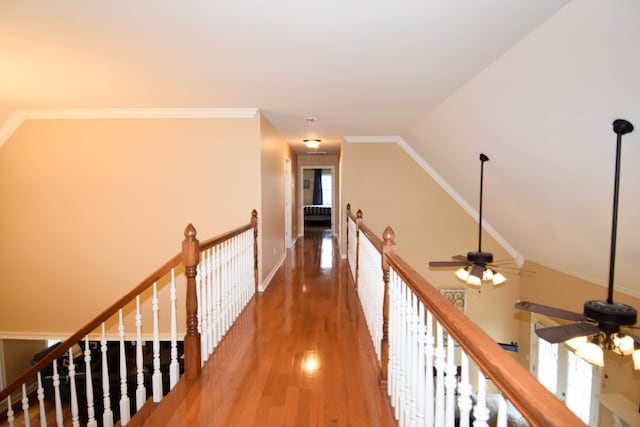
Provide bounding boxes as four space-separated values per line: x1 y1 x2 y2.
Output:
478 153 489 252
608 119 633 303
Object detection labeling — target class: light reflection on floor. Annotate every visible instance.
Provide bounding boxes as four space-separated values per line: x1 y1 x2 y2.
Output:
320 232 333 270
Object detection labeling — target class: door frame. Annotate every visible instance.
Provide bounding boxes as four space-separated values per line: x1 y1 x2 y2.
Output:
299 166 336 236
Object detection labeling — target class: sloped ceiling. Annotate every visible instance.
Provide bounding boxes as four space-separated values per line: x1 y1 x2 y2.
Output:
1 1 639 299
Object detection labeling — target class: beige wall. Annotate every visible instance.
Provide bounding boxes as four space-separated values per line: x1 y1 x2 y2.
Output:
259 114 296 287
519 261 640 417
1 339 47 385
0 117 261 335
341 141 521 344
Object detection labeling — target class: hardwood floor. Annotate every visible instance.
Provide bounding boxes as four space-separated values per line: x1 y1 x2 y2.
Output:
145 227 396 426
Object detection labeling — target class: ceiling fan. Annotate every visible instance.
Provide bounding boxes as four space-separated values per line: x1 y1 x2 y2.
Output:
428 153 509 286
516 119 640 369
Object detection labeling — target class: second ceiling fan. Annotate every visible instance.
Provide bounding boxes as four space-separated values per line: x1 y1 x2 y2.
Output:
429 153 508 286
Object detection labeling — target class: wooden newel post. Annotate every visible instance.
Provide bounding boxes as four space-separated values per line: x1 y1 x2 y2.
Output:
381 226 396 383
251 209 259 293
354 209 363 291
182 224 201 380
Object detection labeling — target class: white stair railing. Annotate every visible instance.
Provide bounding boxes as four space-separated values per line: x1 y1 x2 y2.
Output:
1 212 259 426
196 226 257 365
346 206 587 426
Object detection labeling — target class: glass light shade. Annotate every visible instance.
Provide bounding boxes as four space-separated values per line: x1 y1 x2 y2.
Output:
633 348 640 370
304 139 321 149
575 342 604 367
482 269 494 281
455 267 470 282
465 274 481 286
491 271 507 286
612 335 635 356
565 336 588 351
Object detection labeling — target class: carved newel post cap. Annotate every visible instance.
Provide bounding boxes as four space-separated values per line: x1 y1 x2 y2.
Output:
184 223 197 239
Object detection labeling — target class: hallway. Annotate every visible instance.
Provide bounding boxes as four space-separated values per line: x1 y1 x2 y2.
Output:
145 227 396 426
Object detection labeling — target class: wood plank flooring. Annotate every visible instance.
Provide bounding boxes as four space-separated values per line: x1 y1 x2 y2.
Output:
145 227 396 426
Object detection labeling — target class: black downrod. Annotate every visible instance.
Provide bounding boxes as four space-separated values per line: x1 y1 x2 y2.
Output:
478 153 489 252
607 119 633 303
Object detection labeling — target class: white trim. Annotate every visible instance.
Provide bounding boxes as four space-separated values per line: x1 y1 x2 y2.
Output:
0 107 259 147
260 253 286 292
344 135 523 266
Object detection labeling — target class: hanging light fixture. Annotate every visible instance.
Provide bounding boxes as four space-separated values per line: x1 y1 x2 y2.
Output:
516 119 639 370
569 332 638 368
429 154 509 287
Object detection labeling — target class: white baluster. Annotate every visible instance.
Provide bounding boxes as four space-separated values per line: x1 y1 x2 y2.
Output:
473 372 490 427
37 372 46 427
101 323 114 427
496 394 508 427
445 334 457 427
169 268 179 389
6 395 14 427
408 293 418 426
387 271 397 416
135 296 146 411
399 282 409 426
21 383 30 427
457 353 472 427
434 322 445 427
52 359 63 427
204 249 212 360
152 282 163 402
425 310 435 427
207 247 214 355
85 336 97 427
118 309 130 425
392 273 400 419
213 245 221 350
415 301 426 426
196 260 205 366
229 238 236 324
223 241 230 334
69 347 80 427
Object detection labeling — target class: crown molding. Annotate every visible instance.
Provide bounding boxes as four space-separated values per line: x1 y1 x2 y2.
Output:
344 135 523 266
0 107 259 147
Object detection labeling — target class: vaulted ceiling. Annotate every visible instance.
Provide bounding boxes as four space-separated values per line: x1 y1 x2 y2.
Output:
1 1 639 299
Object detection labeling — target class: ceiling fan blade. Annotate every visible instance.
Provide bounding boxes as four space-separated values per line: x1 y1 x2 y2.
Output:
429 261 468 267
469 263 484 279
452 255 468 262
535 323 601 344
515 301 589 322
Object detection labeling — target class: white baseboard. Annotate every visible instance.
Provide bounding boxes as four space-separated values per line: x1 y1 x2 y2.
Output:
260 254 286 292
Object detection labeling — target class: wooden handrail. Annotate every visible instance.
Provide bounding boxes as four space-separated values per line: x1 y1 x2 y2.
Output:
0 212 259 403
383 241 586 426
0 249 182 403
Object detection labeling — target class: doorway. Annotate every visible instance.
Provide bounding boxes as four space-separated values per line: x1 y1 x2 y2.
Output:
300 166 335 236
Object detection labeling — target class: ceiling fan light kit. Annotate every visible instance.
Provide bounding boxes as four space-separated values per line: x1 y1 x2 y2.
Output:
515 119 640 370
429 153 509 287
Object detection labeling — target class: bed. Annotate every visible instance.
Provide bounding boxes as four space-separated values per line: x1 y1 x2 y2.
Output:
303 205 332 226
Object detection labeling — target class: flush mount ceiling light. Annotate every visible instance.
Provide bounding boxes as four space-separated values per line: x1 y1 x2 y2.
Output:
304 139 321 149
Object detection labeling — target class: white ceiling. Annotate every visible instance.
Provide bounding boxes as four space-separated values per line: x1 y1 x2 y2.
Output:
2 1 640 300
